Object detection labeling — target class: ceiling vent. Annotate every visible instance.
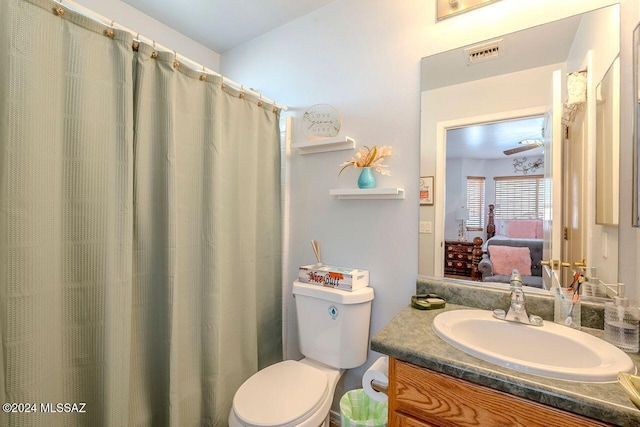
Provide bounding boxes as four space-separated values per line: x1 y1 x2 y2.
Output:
464 39 503 65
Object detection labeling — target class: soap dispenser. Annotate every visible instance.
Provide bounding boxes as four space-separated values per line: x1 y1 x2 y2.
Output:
604 283 640 353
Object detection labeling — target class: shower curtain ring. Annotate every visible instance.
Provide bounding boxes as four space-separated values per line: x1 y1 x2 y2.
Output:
239 85 246 99
132 33 140 51
151 41 158 59
172 50 179 69
104 21 115 38
200 65 207 81
53 3 65 16
258 94 264 107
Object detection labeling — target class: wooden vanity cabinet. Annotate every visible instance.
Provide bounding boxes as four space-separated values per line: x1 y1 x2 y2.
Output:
388 357 612 427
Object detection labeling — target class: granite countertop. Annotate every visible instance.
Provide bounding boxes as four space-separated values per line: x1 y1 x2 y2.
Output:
371 303 640 426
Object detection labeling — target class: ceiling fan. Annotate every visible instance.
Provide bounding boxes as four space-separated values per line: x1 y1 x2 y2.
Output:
502 139 544 156
503 118 547 156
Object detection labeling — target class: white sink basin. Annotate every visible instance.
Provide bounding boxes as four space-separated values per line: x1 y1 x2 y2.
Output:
432 309 636 382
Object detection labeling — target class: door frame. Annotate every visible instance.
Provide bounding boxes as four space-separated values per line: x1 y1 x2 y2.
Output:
434 106 550 277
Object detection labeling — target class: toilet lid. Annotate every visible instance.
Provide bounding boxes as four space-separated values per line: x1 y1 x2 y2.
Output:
233 360 329 427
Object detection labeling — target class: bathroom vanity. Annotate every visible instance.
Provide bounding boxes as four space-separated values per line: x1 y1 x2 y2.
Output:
372 304 640 426
388 357 609 426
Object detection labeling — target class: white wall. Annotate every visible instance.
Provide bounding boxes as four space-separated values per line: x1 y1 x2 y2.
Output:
221 0 638 414
67 0 220 71
444 159 464 241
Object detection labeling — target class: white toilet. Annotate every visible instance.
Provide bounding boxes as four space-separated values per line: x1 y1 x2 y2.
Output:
229 281 375 427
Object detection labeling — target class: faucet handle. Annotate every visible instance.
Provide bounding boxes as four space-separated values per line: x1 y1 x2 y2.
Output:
529 315 544 326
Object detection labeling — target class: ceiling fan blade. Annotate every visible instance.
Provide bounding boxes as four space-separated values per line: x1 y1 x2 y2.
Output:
503 142 543 156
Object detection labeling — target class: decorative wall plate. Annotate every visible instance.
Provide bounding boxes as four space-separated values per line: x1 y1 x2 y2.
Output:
301 104 341 139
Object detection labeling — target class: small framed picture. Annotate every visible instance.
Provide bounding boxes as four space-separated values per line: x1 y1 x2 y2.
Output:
420 176 434 205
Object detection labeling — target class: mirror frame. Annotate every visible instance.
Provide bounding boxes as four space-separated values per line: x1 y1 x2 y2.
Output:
633 22 640 227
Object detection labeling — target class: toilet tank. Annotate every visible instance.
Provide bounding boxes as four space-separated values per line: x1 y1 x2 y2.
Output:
293 281 374 369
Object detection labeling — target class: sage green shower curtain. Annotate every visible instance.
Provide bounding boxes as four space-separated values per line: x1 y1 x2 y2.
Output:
0 0 282 426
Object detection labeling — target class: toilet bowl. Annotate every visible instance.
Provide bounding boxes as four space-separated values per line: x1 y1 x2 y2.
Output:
228 358 342 427
229 282 375 427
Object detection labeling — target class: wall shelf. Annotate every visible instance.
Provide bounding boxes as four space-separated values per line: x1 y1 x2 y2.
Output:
291 136 355 154
329 187 405 200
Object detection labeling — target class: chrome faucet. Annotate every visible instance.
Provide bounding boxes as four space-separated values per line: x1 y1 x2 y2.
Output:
493 269 543 326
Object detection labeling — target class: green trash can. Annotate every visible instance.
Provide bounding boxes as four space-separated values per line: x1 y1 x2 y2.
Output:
340 388 387 427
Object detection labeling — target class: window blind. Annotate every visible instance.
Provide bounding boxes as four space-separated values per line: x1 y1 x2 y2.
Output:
466 176 485 230
494 175 545 219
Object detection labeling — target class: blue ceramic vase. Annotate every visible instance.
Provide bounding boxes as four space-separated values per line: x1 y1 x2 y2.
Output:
357 167 376 189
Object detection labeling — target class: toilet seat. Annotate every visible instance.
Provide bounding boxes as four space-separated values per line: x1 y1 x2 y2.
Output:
233 360 329 427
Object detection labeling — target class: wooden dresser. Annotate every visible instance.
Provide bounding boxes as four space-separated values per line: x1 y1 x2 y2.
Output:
444 239 483 280
444 241 474 278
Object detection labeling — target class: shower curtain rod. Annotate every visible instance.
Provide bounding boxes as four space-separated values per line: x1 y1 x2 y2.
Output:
54 0 288 111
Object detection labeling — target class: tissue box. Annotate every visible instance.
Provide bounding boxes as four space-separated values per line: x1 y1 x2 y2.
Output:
298 264 369 291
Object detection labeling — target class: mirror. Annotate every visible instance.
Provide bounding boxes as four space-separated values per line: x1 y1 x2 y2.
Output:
596 57 620 226
419 5 620 293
